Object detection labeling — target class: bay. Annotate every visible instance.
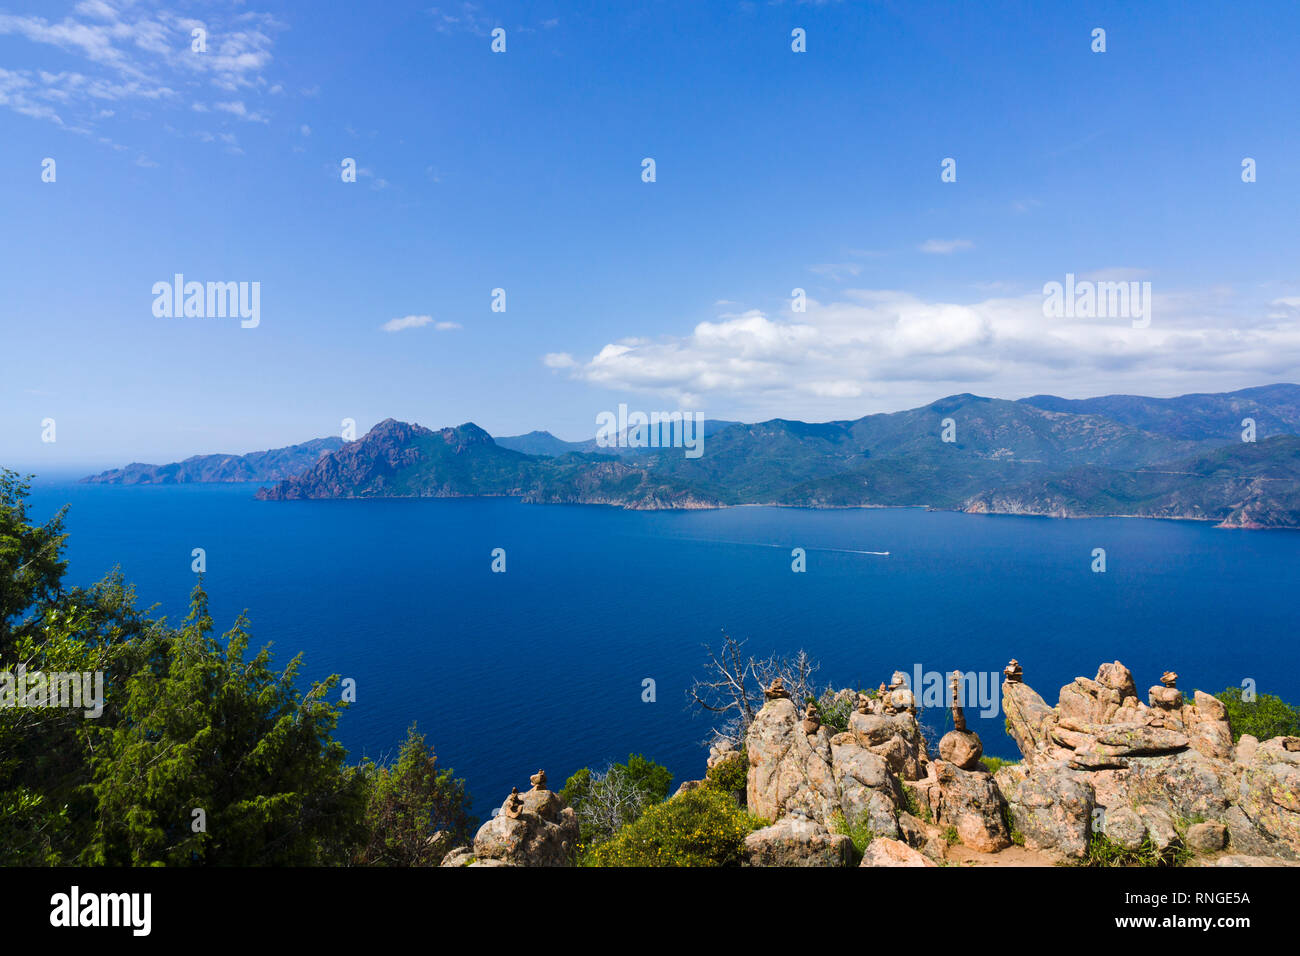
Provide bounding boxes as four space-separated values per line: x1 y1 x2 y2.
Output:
26 479 1300 821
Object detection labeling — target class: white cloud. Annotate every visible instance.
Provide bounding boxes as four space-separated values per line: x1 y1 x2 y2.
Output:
382 314 433 332
1268 297 1300 320
0 67 64 124
215 100 267 122
0 2 282 135
545 286 1300 419
381 316 460 333
919 238 974 254
426 3 496 36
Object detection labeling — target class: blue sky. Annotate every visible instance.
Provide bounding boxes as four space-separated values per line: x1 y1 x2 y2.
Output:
3 0 1299 469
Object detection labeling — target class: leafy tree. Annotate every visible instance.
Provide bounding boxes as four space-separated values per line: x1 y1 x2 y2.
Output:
85 582 370 865
619 754 673 804
558 767 593 810
0 474 143 864
0 470 68 656
1215 686 1300 742
355 723 476 866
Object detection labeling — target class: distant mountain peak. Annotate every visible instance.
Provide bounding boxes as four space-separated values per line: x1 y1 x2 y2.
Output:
364 418 430 439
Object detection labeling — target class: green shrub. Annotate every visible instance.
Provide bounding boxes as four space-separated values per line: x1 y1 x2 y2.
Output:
901 785 931 824
815 690 855 735
829 809 874 862
1000 803 1024 846
1214 687 1300 743
618 754 674 802
583 788 763 867
1073 833 1189 868
979 756 1017 774
704 748 748 795
559 767 593 811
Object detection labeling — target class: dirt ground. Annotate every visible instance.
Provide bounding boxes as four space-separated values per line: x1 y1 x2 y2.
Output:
944 844 1062 867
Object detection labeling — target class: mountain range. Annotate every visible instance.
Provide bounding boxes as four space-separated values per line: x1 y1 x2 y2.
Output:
493 419 741 457
81 437 345 485
79 385 1300 529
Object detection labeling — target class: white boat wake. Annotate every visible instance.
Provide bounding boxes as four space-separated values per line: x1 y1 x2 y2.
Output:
663 536 890 556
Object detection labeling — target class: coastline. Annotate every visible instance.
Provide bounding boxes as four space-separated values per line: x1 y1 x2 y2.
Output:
248 490 1300 530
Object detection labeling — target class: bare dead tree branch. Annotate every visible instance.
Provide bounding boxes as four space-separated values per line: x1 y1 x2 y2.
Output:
687 634 822 747
576 765 652 844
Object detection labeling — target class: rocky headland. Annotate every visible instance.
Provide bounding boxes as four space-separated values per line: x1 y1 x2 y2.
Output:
82 437 344 484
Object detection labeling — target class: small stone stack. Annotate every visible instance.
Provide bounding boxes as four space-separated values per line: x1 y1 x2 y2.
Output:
764 677 790 701
937 671 984 770
1149 670 1183 710
801 699 822 735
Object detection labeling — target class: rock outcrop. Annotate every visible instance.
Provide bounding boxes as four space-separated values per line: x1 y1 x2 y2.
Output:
746 685 931 847
442 773 579 867
994 760 1094 858
999 660 1300 862
742 670 1022 861
741 659 1298 867
919 761 1011 852
906 672 1010 852
746 697 843 825
744 813 854 867
860 837 936 867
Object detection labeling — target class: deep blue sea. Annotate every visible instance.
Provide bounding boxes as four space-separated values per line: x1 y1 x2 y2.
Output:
24 479 1300 821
